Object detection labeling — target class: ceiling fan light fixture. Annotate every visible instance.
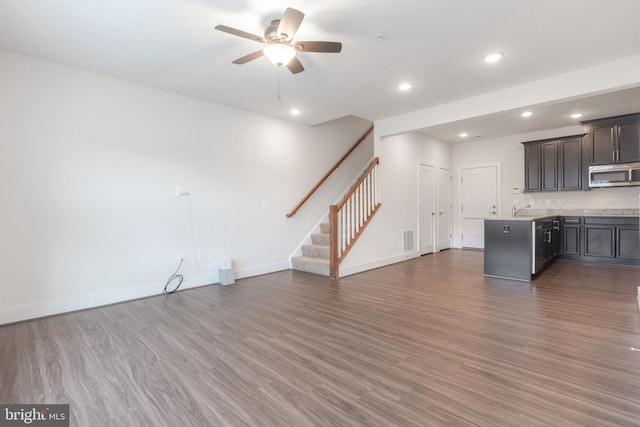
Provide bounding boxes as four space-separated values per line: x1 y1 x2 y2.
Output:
484 52 504 63
263 43 296 67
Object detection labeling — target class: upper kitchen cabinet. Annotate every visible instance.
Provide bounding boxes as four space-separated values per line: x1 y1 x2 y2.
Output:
584 113 640 165
523 135 584 192
558 137 583 191
524 143 542 192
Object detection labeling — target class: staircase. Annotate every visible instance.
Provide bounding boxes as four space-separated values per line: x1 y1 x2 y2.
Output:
291 157 381 279
286 125 379 280
291 223 331 276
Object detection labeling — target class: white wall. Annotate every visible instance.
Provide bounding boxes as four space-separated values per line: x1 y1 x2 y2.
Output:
340 132 452 275
0 50 373 324
451 126 640 246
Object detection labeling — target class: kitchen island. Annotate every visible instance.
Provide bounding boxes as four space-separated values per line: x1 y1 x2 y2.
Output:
484 209 639 281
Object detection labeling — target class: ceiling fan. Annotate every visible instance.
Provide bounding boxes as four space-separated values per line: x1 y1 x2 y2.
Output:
215 7 342 74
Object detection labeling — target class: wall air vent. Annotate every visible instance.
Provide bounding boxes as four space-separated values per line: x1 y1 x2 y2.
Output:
402 230 414 253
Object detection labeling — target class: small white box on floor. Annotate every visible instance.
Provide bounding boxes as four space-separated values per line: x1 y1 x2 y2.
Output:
218 268 235 286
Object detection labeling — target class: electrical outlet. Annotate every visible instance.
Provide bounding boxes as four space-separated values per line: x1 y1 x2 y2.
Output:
175 187 189 196
177 253 184 262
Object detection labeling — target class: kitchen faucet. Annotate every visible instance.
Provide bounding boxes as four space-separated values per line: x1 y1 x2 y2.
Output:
512 203 531 217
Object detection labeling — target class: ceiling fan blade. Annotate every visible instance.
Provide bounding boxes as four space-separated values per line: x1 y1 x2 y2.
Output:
295 41 342 53
277 8 304 40
232 50 264 64
287 57 305 74
215 25 266 43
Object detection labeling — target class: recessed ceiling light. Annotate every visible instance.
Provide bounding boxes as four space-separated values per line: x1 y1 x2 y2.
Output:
459 132 468 138
571 113 584 119
290 108 302 116
398 82 413 91
521 111 533 118
484 52 504 63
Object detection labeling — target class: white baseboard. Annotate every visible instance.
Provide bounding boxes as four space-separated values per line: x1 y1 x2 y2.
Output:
0 260 295 325
0 274 215 326
339 251 421 277
235 261 290 279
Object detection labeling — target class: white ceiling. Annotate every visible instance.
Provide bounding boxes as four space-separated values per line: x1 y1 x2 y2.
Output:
1 0 640 135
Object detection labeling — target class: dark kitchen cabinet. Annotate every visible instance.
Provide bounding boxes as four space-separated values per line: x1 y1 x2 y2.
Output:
560 217 581 256
557 216 639 266
524 143 542 192
582 217 640 263
524 140 557 192
617 227 640 260
541 142 558 191
584 225 615 258
584 114 640 165
523 135 584 193
558 137 583 190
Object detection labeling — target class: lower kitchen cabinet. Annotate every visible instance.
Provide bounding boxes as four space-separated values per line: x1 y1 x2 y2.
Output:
561 217 581 256
618 227 640 260
584 225 615 258
561 217 640 265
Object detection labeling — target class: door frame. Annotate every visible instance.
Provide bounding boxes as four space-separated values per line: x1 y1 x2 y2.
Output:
418 163 436 255
458 162 502 248
437 167 452 251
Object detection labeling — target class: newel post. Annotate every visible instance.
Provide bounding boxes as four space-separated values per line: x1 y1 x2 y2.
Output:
329 205 339 280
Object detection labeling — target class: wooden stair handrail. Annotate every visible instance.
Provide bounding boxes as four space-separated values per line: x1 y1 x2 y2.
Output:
286 124 374 218
335 157 379 210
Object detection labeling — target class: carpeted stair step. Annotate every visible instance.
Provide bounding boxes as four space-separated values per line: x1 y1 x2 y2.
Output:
291 256 330 276
302 244 330 259
320 223 330 233
311 233 330 246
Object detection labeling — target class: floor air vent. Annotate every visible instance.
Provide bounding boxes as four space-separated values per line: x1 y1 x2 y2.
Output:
402 230 414 252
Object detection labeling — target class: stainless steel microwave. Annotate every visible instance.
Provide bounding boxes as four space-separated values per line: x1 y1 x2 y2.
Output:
588 162 640 188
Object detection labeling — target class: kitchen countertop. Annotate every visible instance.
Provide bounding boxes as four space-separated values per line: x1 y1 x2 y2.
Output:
491 208 639 222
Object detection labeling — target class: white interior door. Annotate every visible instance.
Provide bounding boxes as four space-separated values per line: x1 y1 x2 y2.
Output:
419 164 435 255
437 168 451 250
461 165 499 249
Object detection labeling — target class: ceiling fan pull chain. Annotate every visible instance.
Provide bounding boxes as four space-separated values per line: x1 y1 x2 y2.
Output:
277 68 282 107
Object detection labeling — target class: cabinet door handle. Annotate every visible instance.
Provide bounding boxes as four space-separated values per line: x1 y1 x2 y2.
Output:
616 126 621 162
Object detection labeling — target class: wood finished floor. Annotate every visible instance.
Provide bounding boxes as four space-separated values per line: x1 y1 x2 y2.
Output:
1 249 640 426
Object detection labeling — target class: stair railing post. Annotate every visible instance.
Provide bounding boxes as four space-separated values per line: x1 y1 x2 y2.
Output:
329 205 339 280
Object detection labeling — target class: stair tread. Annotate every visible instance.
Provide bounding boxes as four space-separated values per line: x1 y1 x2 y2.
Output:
292 256 329 264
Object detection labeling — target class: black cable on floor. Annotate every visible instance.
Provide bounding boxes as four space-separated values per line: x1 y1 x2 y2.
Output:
163 259 184 294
